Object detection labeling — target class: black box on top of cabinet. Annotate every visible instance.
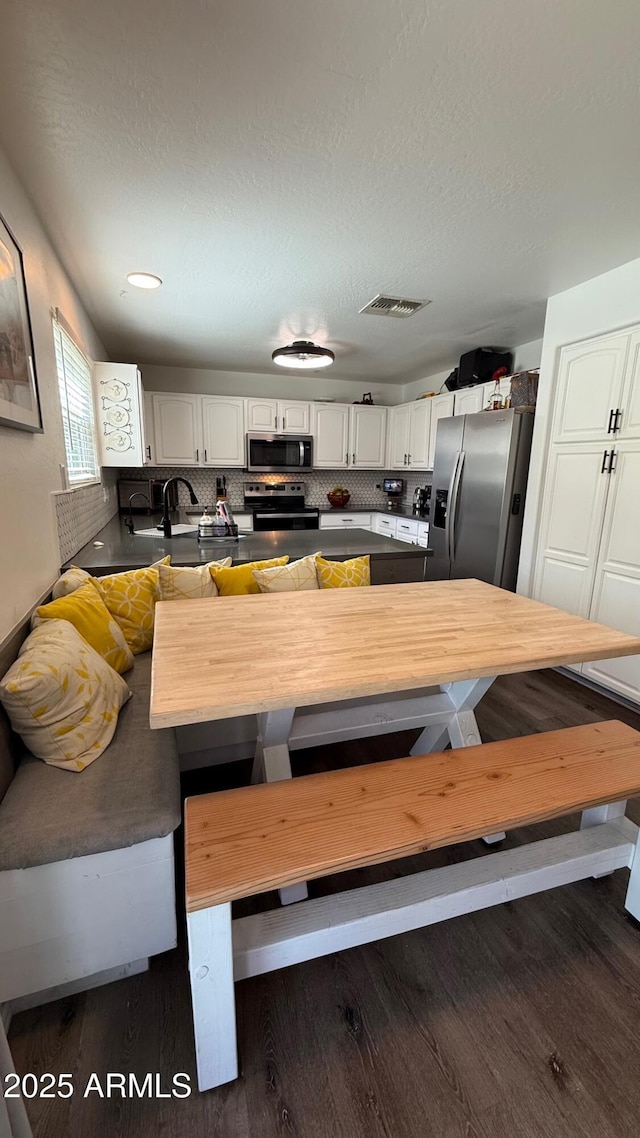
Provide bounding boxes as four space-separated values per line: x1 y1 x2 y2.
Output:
458 347 513 388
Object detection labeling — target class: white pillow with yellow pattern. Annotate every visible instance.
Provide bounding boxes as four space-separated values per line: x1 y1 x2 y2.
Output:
0 620 131 772
158 558 232 601
252 552 322 593
51 558 169 655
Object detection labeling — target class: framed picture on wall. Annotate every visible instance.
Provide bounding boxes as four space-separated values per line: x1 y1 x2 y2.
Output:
0 212 42 432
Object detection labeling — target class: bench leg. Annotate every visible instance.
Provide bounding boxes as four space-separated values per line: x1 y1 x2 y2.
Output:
625 824 640 922
186 903 238 1091
252 708 308 906
581 801 627 878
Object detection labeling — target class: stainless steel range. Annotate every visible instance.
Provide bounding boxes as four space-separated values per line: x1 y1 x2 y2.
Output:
243 482 320 531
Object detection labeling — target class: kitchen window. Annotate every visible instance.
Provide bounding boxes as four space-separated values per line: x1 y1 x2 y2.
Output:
53 315 99 484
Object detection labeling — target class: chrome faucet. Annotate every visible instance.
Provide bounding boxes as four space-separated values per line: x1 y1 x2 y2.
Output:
126 491 150 535
161 477 198 538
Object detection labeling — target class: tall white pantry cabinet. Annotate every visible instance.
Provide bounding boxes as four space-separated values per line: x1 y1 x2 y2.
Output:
532 327 640 703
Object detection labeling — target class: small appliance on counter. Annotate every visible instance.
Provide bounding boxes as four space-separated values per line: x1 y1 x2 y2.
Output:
412 485 431 517
383 477 404 511
118 477 177 514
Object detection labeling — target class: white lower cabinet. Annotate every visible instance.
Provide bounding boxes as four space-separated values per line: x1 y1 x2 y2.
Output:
320 513 371 530
395 518 419 544
374 514 397 538
417 522 430 548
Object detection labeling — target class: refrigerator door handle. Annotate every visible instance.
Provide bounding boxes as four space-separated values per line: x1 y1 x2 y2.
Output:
444 450 461 562
448 449 465 562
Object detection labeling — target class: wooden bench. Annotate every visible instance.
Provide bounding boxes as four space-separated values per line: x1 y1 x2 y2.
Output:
185 720 640 1092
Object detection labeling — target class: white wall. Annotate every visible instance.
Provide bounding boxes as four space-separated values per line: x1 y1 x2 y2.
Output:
400 339 543 403
141 364 402 405
0 146 105 640
517 259 640 596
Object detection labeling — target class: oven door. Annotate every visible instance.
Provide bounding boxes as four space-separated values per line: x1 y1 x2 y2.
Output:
252 511 320 532
247 434 313 473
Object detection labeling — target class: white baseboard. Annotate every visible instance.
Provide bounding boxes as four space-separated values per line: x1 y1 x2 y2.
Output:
555 667 640 712
2 958 149 1031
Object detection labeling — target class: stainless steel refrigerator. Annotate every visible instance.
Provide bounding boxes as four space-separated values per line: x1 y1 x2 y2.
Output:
428 409 534 590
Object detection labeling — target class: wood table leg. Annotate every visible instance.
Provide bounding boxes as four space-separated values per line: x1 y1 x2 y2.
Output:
252 708 308 905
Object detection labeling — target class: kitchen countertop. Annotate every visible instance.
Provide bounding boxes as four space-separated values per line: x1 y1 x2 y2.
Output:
63 513 431 575
320 505 429 521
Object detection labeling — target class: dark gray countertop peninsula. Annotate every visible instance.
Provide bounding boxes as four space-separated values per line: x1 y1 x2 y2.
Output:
64 513 431 580
320 505 429 522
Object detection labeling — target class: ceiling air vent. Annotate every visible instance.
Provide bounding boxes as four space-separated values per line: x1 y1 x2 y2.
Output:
359 294 431 318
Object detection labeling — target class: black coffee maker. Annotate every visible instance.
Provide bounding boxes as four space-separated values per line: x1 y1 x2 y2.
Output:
412 485 431 517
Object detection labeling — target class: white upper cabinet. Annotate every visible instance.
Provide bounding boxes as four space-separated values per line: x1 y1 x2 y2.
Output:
349 405 387 468
454 386 485 416
279 400 310 433
143 390 155 465
152 393 201 465
387 404 412 469
93 363 148 467
312 403 350 468
408 398 432 468
246 398 310 433
428 392 455 467
581 441 640 702
532 443 610 618
619 329 640 439
201 397 245 467
246 399 276 431
551 332 628 444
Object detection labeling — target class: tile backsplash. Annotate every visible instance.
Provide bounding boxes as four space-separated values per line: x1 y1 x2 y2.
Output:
53 471 119 564
118 467 432 513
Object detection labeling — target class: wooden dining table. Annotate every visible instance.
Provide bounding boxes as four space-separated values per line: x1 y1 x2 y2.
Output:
151 579 640 902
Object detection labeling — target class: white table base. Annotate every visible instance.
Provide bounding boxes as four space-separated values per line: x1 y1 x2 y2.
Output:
250 678 504 904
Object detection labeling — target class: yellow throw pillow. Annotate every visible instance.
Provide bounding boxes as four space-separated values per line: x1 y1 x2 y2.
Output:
94 557 170 654
211 557 290 597
253 553 321 593
158 558 232 600
316 555 371 588
34 580 134 673
0 620 131 772
52 565 91 599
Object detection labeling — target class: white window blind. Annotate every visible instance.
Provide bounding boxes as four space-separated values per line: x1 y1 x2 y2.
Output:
53 317 99 484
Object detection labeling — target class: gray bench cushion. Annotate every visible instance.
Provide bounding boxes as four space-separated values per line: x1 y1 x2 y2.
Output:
0 652 181 871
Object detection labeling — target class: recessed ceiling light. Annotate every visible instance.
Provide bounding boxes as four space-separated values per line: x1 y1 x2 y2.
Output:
126 272 163 289
272 340 335 369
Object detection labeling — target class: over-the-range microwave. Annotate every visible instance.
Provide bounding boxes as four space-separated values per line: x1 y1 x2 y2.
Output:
246 433 313 473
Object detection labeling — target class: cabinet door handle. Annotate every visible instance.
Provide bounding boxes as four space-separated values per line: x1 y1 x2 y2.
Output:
275 416 278 429
601 449 609 473
345 451 349 465
196 449 199 463
607 409 615 434
608 449 616 474
407 453 411 464
204 449 207 463
614 408 622 432
403 453 407 465
146 445 151 461
352 453 355 464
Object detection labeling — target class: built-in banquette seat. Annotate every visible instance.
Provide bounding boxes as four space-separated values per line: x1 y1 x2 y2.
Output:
0 616 181 1012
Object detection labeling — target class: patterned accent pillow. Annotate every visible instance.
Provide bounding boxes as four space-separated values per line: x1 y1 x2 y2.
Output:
94 557 170 654
33 580 134 673
210 557 290 597
252 553 321 593
52 565 92 599
0 620 131 772
316 555 371 588
158 559 232 601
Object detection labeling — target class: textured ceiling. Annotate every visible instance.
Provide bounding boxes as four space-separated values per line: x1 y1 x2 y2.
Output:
0 0 639 383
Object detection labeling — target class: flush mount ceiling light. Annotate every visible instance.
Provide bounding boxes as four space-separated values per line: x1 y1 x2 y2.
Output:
272 340 335 369
126 272 163 289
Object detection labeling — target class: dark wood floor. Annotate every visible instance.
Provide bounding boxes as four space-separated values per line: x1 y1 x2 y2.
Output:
9 669 640 1138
